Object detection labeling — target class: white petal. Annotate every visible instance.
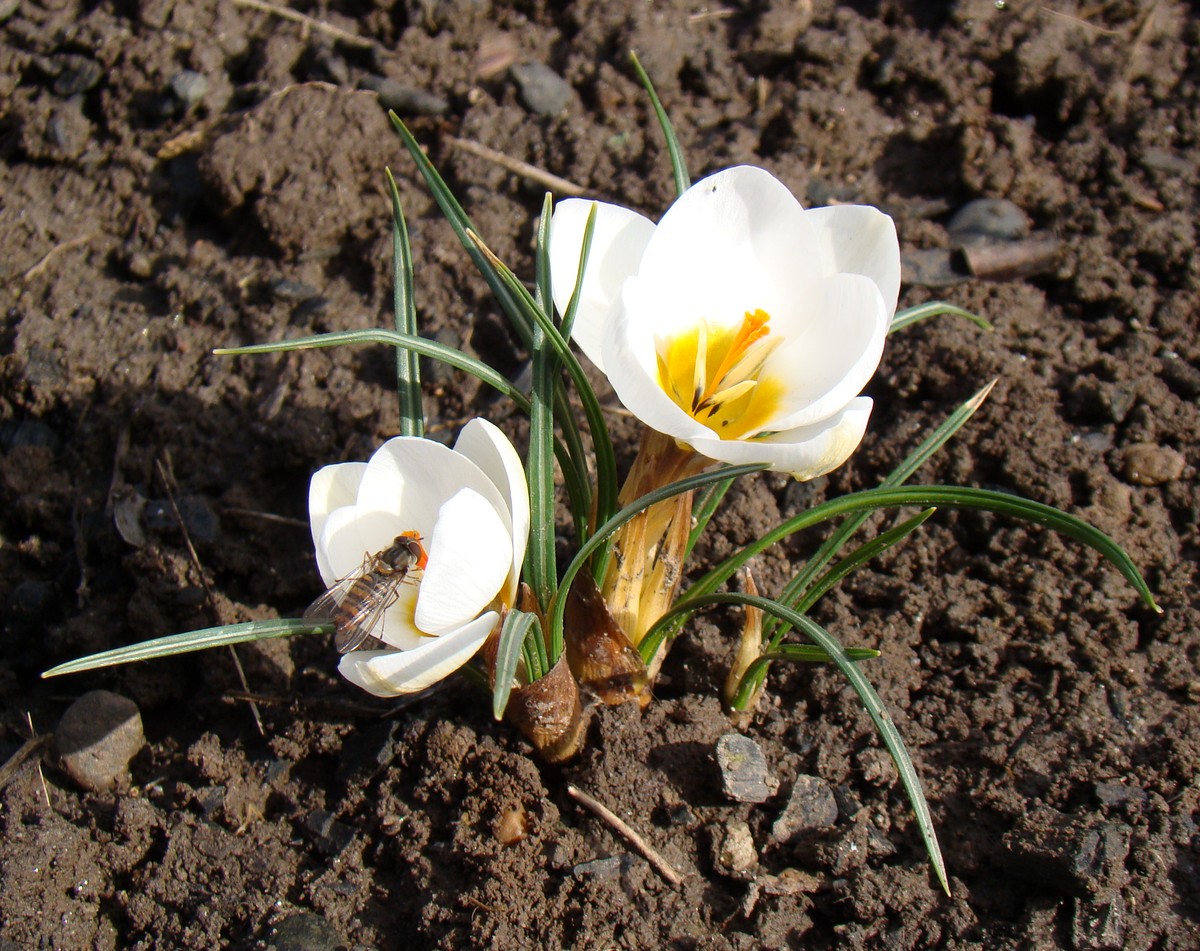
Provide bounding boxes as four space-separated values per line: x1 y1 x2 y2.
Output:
309 462 366 555
635 166 826 333
377 581 424 651
356 436 511 544
687 397 874 479
318 506 407 586
337 611 498 697
761 273 889 431
415 488 512 634
453 418 530 605
804 204 901 318
549 199 655 372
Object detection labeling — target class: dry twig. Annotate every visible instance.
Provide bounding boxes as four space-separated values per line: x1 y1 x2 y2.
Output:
448 137 587 197
567 783 685 887
232 0 377 50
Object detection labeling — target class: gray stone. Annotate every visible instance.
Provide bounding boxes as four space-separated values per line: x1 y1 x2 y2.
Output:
170 71 209 108
268 912 345 951
510 62 572 116
947 198 1031 245
54 690 144 792
303 810 356 856
716 733 775 803
1094 782 1148 809
360 76 449 116
772 775 838 842
572 855 638 879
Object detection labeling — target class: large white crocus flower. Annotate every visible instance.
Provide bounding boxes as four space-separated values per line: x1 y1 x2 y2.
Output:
549 165 900 479
308 419 529 697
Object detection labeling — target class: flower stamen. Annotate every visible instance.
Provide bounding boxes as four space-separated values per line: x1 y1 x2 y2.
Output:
656 309 785 440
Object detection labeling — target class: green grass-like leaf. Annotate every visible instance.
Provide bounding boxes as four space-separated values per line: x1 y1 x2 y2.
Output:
493 610 540 720
42 619 331 678
526 194 560 613
385 168 423 437
629 51 690 198
683 484 1160 616
890 301 992 334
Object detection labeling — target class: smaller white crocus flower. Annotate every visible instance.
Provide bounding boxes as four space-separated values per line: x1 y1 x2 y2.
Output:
308 419 529 697
549 165 901 479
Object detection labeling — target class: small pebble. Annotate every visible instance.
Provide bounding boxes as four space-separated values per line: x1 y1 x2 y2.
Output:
510 62 572 116
772 775 838 842
170 71 209 108
495 805 529 845
715 733 775 804
947 198 1030 245
54 690 145 792
270 279 319 302
303 810 356 856
1119 443 1185 486
712 819 758 879
52 54 104 97
360 76 449 116
900 248 969 287
268 911 345 951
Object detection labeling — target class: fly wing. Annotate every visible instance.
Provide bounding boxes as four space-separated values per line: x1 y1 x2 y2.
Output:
303 574 360 621
330 576 406 652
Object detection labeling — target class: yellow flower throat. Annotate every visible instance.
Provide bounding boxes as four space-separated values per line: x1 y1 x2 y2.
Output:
656 309 784 440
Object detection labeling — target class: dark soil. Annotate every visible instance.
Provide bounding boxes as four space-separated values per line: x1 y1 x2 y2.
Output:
3 1 1199 948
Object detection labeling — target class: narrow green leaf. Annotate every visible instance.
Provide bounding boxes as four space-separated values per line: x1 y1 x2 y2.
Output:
385 168 423 437
42 619 331 678
390 115 535 347
686 475 735 559
548 462 767 660
216 330 585 514
629 51 690 197
760 644 881 665
667 592 949 896
793 508 936 617
525 195 559 612
890 301 992 334
493 610 539 720
683 484 1160 616
558 203 598 347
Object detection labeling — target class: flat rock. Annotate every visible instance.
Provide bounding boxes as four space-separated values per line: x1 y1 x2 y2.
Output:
716 733 775 803
1001 808 1130 898
54 690 144 792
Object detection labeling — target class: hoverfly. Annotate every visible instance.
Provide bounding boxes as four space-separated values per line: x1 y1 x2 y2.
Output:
304 531 428 653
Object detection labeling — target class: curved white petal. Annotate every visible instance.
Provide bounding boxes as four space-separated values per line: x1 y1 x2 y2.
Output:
804 204 901 318
415 488 512 634
376 581 424 651
761 273 889 431
357 436 511 544
687 397 874 479
549 199 655 372
309 462 366 555
318 506 408 586
635 167 826 334
337 611 498 697
453 419 530 605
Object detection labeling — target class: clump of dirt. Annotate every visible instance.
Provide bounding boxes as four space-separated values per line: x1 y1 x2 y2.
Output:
3 2 1198 948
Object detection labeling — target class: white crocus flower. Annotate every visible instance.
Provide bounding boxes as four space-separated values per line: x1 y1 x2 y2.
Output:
308 419 529 697
549 165 901 479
